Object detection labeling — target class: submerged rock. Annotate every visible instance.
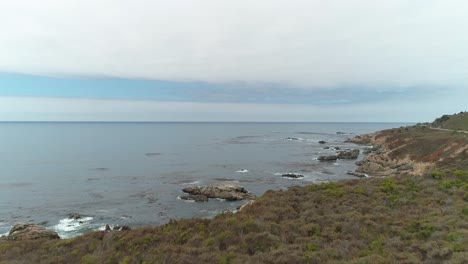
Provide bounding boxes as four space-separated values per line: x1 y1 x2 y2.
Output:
286 137 301 141
182 184 255 201
318 140 327 144
7 223 60 240
318 155 338 161
281 173 304 179
337 149 360 159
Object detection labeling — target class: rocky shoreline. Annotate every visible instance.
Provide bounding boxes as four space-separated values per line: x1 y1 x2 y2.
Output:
1 126 442 241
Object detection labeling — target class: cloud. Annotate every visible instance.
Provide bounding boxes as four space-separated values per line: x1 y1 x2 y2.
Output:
1 0 468 88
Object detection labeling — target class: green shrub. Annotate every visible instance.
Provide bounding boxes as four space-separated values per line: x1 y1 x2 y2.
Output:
381 178 397 193
432 169 443 179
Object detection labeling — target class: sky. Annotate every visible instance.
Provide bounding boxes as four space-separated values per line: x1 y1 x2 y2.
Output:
0 0 467 122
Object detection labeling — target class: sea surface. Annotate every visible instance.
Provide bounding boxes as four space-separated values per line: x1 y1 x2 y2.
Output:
0 122 410 238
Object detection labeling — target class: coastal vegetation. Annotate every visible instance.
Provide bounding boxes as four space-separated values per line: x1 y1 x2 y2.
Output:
432 111 468 131
1 114 467 263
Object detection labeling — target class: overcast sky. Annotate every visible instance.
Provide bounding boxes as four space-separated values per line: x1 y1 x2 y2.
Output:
0 0 467 122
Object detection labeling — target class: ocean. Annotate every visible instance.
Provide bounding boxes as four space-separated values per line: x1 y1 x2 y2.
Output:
0 122 409 238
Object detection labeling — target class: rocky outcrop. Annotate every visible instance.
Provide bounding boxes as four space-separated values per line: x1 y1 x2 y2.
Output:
318 140 327 144
68 213 82 220
318 155 338 161
337 149 360 159
349 131 433 177
281 173 304 179
182 184 255 201
7 223 60 240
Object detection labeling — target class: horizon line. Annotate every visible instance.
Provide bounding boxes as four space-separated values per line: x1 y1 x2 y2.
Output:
0 121 418 124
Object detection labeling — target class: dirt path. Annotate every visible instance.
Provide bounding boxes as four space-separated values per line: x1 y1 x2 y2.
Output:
428 127 468 134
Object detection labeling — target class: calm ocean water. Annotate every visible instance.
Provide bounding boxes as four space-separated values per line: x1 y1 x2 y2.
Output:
0 122 409 238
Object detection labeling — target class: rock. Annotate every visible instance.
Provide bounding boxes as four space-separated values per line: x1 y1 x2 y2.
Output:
346 171 368 178
286 137 300 141
356 161 386 175
363 147 373 154
318 140 327 144
7 223 60 240
394 163 414 171
318 155 338 161
347 135 372 144
182 184 255 201
113 225 131 231
334 147 341 150
105 224 111 231
336 132 346 135
68 213 82 220
337 149 360 159
323 146 330 149
180 194 209 202
281 173 304 179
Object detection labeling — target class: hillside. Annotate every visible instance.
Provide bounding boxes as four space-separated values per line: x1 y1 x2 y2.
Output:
432 112 468 131
1 124 467 263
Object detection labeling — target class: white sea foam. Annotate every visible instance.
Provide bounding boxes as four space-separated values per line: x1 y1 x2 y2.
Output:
236 169 249 173
53 216 93 239
176 196 196 203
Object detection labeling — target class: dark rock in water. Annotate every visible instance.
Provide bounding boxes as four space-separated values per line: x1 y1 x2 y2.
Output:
286 137 300 141
363 147 372 154
180 194 209 202
323 146 330 149
7 223 60 240
105 224 111 231
68 213 82 220
182 184 255 201
336 132 346 135
318 140 327 144
346 171 368 178
281 173 304 179
113 225 131 231
318 155 338 161
337 149 360 159
334 147 341 150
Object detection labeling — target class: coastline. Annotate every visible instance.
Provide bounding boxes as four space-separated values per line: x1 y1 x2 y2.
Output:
1 123 467 263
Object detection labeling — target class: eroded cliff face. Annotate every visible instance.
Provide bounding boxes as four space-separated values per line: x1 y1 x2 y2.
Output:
350 126 468 177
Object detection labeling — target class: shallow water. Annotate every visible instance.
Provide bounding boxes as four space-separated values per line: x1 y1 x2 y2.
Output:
0 122 409 238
